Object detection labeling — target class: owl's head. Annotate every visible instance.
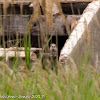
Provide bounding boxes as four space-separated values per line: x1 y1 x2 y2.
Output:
50 43 56 48
50 43 57 52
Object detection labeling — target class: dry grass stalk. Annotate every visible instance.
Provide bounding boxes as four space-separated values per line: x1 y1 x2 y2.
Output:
54 0 71 35
45 0 53 31
26 0 41 33
84 19 89 43
71 18 77 31
0 61 13 76
20 3 23 15
3 0 9 15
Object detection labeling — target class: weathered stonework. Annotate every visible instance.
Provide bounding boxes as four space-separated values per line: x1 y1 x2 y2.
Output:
59 0 100 72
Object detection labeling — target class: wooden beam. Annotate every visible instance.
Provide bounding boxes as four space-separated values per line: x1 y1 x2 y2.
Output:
0 0 94 4
0 47 42 61
0 47 42 52
0 0 32 5
61 0 95 3
0 15 80 36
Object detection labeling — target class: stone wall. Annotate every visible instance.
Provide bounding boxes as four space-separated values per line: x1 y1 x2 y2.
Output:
59 0 100 72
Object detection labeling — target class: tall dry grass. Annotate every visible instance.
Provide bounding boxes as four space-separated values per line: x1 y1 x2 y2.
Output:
0 55 100 100
0 1 100 100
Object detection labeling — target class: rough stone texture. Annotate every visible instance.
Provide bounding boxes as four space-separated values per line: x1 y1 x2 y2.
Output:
59 0 100 72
